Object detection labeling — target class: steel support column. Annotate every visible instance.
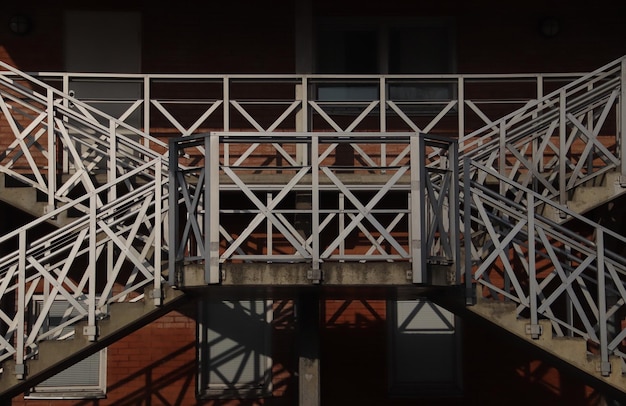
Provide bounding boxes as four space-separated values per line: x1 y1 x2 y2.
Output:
297 291 320 406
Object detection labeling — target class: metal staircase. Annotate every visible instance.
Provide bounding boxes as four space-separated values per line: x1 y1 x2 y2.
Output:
0 64 186 398
0 56 623 400
453 56 626 395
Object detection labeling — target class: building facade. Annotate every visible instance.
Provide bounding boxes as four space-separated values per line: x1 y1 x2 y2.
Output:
0 1 625 405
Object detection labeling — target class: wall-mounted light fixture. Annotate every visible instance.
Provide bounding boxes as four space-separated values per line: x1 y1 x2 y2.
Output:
539 17 560 38
9 14 32 36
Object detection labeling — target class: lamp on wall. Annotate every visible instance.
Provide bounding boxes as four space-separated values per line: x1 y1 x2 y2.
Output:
9 14 32 35
539 17 560 38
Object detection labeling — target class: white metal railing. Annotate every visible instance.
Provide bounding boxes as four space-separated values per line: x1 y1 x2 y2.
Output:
463 157 626 376
459 56 626 209
0 61 168 215
170 132 421 284
0 62 175 381
2 62 591 163
0 159 167 377
0 55 624 384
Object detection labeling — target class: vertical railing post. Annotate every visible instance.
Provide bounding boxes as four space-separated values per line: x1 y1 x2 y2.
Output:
380 77 387 168
15 230 26 379
527 193 541 339
267 193 273 257
449 138 460 284
107 120 117 304
498 121 506 197
168 139 179 286
309 134 321 282
62 74 70 173
458 77 464 145
559 90 568 210
410 133 422 283
223 77 230 164
47 89 56 214
597 229 611 376
143 76 151 148
153 161 163 305
339 193 345 259
617 58 626 187
463 158 474 304
296 77 309 165
84 193 98 342
206 133 221 284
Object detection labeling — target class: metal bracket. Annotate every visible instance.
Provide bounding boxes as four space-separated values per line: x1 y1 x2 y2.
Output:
597 361 612 377
150 287 163 306
525 323 543 339
307 268 322 283
465 286 477 306
14 363 25 380
83 325 99 341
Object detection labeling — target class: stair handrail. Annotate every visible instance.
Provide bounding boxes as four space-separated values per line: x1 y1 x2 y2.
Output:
0 60 169 215
0 158 167 375
454 56 625 209
464 156 626 376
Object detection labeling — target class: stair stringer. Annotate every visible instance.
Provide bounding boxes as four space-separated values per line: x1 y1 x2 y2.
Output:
541 170 626 223
0 284 188 400
433 289 626 401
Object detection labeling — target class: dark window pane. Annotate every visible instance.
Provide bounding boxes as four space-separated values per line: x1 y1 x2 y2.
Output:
317 29 378 74
389 26 451 74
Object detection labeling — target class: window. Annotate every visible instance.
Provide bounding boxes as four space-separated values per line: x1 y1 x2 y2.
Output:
198 300 273 398
26 299 106 399
388 299 462 396
315 18 456 105
65 11 142 127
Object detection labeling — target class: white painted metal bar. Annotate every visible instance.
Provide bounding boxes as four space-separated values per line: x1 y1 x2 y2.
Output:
311 134 320 281
207 134 220 283
410 134 422 283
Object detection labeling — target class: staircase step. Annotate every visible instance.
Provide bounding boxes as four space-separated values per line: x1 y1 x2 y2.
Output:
0 284 187 399
0 173 74 228
542 171 626 223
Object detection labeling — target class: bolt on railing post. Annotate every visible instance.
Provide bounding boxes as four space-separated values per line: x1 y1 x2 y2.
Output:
597 229 612 376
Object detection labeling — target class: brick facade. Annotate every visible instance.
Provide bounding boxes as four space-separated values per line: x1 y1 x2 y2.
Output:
1 1 625 405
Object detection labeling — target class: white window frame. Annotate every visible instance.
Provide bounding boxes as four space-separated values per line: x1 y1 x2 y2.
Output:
25 297 107 400
387 299 462 397
197 300 273 399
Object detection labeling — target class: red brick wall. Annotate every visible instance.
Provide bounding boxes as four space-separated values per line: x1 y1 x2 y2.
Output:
8 297 607 406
